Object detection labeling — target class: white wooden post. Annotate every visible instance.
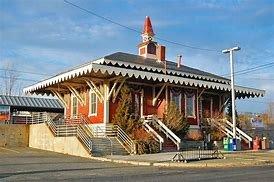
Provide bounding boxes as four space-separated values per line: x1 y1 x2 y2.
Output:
103 81 110 124
141 89 144 117
165 85 168 110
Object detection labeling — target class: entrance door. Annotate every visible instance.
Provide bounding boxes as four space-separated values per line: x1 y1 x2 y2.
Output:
202 98 212 118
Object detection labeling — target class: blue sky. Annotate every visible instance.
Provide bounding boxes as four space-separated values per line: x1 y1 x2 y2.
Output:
0 0 273 113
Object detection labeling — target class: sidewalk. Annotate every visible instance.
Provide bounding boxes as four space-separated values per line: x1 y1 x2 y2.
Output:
103 150 274 168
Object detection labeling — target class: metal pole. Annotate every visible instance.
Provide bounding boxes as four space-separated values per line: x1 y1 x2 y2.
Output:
222 46 240 141
229 50 237 139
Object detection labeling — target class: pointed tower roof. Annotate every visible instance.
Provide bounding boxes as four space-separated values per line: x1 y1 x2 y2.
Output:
142 16 155 36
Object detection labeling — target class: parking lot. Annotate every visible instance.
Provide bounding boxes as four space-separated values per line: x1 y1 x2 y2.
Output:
0 147 274 182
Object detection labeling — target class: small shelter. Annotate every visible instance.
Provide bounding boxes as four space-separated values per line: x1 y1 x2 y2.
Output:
0 95 63 123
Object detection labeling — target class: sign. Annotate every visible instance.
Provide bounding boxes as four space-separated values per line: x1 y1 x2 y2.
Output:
0 106 10 121
250 117 264 128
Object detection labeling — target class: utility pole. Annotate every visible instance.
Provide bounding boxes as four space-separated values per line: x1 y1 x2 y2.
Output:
222 46 241 140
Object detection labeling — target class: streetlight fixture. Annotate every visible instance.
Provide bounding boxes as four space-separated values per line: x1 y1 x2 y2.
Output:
222 46 241 143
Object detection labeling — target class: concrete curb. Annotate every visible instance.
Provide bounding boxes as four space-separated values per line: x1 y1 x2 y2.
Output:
89 156 152 166
88 156 274 169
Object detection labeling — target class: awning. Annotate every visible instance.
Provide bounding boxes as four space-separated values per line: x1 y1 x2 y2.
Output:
23 61 265 99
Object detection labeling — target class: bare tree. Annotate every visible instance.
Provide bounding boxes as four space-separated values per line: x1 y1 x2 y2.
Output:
1 61 19 95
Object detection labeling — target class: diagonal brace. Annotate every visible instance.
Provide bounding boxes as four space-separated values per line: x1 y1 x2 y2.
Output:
64 84 85 105
153 84 166 106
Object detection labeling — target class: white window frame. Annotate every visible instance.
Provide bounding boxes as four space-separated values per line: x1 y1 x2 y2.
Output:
185 94 196 118
89 89 97 116
170 91 182 112
71 94 78 117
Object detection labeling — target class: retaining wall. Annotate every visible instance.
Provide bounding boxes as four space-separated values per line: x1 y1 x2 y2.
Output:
0 124 29 147
29 123 90 158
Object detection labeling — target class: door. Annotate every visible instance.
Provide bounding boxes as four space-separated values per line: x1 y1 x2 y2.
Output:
202 98 212 118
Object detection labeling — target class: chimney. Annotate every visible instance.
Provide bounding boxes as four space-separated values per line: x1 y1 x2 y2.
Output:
177 55 182 68
156 45 166 61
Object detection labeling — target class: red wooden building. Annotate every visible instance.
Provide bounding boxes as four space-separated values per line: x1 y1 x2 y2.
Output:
24 16 264 150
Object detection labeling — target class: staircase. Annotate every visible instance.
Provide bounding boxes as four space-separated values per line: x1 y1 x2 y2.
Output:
142 115 181 151
106 124 136 155
46 114 132 156
207 118 253 148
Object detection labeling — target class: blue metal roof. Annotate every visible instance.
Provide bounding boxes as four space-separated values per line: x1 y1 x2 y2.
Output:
0 95 63 109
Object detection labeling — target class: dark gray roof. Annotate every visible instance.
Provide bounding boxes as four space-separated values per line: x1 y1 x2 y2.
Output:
0 95 63 109
103 52 230 83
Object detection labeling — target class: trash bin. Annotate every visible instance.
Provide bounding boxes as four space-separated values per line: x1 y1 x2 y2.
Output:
223 137 229 151
253 136 261 151
261 137 269 150
228 138 233 151
232 138 241 151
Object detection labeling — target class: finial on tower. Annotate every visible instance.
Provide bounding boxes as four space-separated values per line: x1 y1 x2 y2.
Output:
143 16 155 36
142 16 155 42
138 16 165 61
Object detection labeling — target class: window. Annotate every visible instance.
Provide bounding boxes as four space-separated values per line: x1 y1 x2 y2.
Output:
170 92 181 111
147 42 156 54
185 94 195 117
89 90 97 116
71 95 78 117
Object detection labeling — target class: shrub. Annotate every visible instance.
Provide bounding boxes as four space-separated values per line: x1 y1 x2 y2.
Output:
112 85 136 134
162 101 189 138
112 85 159 154
186 130 203 141
131 126 160 154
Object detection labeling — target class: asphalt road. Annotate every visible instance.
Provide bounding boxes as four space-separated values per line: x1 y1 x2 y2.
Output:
0 147 273 182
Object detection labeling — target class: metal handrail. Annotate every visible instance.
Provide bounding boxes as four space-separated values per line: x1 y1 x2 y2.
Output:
78 115 95 136
12 112 50 124
114 125 135 154
77 125 92 153
47 118 57 136
95 125 113 155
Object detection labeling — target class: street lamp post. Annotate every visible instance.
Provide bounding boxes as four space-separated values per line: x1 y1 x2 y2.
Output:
222 46 241 141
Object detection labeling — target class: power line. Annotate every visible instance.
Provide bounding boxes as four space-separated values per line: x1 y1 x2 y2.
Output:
63 0 219 52
0 76 39 82
239 100 270 104
221 61 274 76
234 64 274 76
241 77 274 81
0 68 51 76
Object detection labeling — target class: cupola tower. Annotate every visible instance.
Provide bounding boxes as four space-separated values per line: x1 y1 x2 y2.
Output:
138 16 165 61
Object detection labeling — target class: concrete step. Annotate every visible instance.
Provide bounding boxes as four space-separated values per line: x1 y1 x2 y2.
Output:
91 137 129 156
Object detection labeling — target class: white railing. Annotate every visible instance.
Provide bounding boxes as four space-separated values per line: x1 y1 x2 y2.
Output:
143 121 164 151
207 118 253 148
224 119 253 142
114 125 136 154
144 115 181 150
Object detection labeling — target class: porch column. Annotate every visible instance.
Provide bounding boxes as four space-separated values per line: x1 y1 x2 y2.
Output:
140 89 144 117
165 85 168 110
103 81 110 124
